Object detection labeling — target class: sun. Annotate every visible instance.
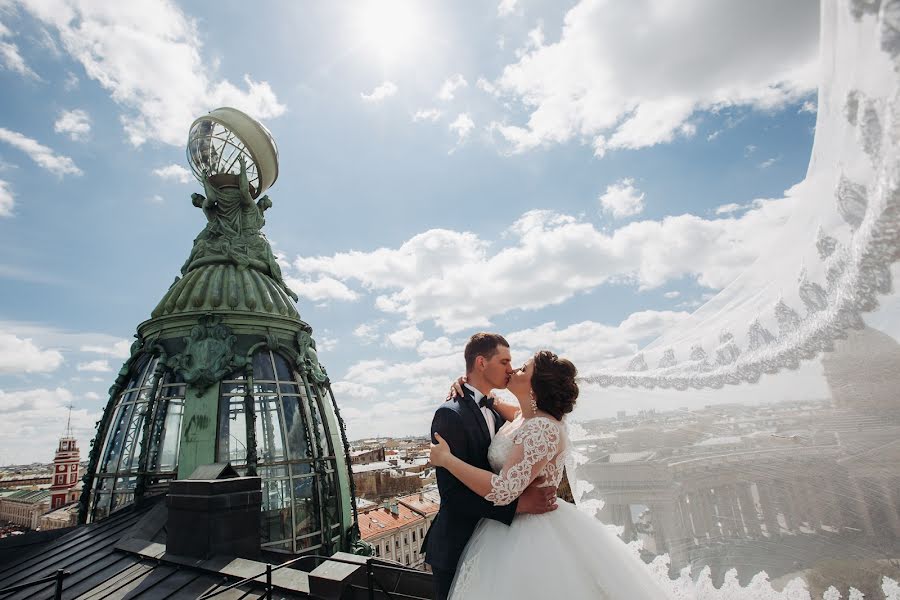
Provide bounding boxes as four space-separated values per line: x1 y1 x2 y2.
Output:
353 0 426 65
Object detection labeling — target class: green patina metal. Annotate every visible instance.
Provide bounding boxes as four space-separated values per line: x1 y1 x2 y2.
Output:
79 109 360 557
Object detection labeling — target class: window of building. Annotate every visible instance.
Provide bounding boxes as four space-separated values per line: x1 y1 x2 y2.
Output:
412 530 416 542
375 545 380 556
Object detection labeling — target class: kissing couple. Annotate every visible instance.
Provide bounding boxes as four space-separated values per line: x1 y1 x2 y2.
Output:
422 332 672 599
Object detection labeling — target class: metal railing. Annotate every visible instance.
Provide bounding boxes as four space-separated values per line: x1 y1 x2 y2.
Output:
197 554 428 600
0 569 70 600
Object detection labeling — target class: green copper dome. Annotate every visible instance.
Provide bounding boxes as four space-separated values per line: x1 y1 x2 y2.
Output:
79 110 360 558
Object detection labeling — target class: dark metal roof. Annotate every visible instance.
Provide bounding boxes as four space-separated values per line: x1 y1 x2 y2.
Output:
0 499 309 599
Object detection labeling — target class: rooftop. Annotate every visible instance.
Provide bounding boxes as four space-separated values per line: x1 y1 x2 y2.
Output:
357 503 423 540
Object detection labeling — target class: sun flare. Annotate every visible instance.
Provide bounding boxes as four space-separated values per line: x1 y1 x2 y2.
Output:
354 0 425 64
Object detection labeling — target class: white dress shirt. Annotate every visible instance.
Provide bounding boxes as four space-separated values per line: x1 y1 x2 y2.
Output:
464 383 495 440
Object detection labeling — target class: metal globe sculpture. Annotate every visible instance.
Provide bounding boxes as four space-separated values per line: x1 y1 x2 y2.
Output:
187 107 279 198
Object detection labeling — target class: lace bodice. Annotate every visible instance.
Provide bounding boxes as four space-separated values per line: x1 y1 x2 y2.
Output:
485 416 567 506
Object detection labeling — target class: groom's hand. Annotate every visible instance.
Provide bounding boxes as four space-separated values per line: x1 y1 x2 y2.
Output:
515 477 558 514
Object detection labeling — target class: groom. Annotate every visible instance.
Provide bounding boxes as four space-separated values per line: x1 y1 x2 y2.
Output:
423 332 558 600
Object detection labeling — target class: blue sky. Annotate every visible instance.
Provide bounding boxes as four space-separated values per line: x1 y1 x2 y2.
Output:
0 0 823 463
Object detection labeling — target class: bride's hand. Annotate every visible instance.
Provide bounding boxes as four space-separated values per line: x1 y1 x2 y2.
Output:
430 433 452 467
445 376 467 401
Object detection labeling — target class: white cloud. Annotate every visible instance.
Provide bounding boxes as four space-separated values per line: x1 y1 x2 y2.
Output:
663 291 680 299
284 275 359 302
293 191 796 332
76 359 112 372
758 156 778 169
0 179 13 217
477 77 498 96
361 80 398 103
413 108 442 122
353 322 382 344
437 74 468 101
488 0 818 154
84 391 102 401
147 194 164 204
744 144 757 156
19 1 285 147
152 163 192 184
799 100 817 113
0 332 64 373
63 70 79 90
331 381 378 400
0 40 40 79
53 109 91 141
505 310 689 368
79 339 131 358
0 128 82 176
706 130 721 141
388 325 424 349
599 177 645 219
498 0 518 17
0 387 98 463
417 336 457 358
449 113 475 143
715 202 751 215
0 321 131 357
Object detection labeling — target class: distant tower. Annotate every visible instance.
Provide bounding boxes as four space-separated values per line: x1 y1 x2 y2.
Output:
50 405 80 510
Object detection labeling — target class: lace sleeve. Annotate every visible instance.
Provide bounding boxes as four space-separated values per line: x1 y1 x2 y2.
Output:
485 417 561 506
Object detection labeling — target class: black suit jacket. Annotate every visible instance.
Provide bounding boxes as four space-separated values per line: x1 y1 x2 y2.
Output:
423 387 517 572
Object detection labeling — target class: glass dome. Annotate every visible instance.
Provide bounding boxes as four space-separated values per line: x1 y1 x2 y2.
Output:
86 347 352 556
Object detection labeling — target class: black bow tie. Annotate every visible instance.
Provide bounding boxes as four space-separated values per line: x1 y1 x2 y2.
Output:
478 395 494 409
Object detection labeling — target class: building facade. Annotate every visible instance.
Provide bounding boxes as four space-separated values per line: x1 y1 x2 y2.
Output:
0 490 51 530
358 490 440 569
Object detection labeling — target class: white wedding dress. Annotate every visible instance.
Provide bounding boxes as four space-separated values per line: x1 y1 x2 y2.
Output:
448 415 672 599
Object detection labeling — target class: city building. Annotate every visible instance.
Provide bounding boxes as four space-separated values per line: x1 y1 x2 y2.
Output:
357 489 440 569
0 490 51 530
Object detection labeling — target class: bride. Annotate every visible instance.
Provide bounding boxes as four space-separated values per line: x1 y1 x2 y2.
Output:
430 350 672 599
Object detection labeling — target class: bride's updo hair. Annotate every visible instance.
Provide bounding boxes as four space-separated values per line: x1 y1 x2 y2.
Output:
531 350 578 420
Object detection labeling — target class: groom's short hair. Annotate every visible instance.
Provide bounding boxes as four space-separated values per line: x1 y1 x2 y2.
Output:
465 332 510 373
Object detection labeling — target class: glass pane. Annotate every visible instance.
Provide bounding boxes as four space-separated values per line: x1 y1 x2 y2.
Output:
161 384 185 398
253 382 277 394
282 396 311 461
118 405 146 473
261 478 291 543
253 351 275 381
292 475 321 538
124 356 150 390
279 383 300 394
220 382 246 396
291 462 313 477
273 351 293 381
256 395 285 463
218 396 247 464
155 399 183 472
100 403 134 473
260 465 288 479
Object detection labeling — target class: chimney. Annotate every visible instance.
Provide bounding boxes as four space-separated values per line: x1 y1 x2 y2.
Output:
166 463 262 560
